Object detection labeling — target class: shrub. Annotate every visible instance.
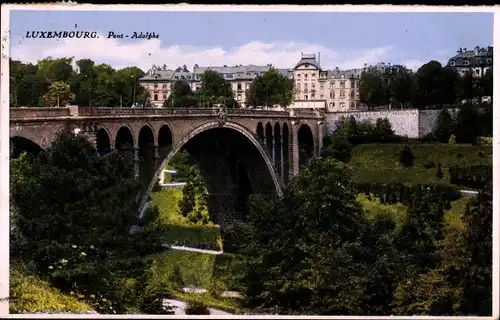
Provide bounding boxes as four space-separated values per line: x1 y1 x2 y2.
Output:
185 301 210 315
398 145 415 168
434 108 455 143
436 164 443 180
423 161 436 169
139 290 174 315
448 134 456 144
321 135 353 163
449 165 492 189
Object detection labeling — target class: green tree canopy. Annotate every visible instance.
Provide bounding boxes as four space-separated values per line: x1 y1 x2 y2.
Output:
246 68 294 107
242 157 375 315
199 70 236 108
359 71 388 108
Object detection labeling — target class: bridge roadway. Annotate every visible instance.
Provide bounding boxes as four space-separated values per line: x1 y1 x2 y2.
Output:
10 106 326 225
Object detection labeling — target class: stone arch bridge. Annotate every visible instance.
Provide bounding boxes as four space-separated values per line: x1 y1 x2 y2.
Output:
10 106 325 225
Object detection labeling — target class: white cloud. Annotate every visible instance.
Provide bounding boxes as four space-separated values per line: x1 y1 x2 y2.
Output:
11 33 395 72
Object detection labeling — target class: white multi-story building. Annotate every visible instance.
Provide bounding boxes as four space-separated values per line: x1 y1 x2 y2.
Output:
139 53 362 111
445 46 493 78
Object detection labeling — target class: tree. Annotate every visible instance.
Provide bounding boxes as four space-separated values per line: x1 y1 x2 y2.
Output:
398 145 415 167
321 135 353 163
388 69 415 109
414 61 458 108
433 108 455 143
459 190 492 315
436 164 443 180
163 81 197 108
10 131 169 313
455 70 477 104
199 70 235 108
477 68 493 98
242 157 372 315
10 59 47 107
454 104 480 143
359 72 388 108
334 115 358 136
42 81 75 107
374 118 394 138
37 57 75 83
246 68 294 107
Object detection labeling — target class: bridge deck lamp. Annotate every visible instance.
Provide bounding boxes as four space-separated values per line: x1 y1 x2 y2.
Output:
73 128 81 135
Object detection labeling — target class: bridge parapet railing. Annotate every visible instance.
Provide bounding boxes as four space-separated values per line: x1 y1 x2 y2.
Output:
74 107 219 116
10 107 71 119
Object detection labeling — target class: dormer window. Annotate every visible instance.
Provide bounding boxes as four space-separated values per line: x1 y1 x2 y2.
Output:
154 75 159 80
181 76 185 79
450 60 456 66
175 76 179 80
464 60 470 66
297 73 301 78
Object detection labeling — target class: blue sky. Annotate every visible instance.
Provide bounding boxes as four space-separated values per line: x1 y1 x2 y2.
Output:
9 9 494 72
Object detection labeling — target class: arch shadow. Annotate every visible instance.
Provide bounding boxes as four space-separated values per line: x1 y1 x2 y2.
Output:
140 121 283 226
10 136 43 158
96 127 112 155
298 124 314 169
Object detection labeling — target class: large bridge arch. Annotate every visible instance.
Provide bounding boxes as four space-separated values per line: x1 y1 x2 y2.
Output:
141 121 283 227
10 136 43 158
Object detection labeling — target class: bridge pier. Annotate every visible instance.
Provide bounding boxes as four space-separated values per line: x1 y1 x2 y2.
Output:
280 136 284 184
289 121 300 179
153 144 160 159
134 147 140 179
316 121 324 156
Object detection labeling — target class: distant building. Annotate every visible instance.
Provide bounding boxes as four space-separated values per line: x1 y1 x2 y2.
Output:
139 53 363 111
292 53 361 112
445 46 493 77
140 63 274 108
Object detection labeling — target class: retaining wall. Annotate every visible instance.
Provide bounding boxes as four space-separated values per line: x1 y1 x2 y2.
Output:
325 109 457 138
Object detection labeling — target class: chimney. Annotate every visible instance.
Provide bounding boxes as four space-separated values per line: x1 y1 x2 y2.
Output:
318 52 321 65
475 46 480 54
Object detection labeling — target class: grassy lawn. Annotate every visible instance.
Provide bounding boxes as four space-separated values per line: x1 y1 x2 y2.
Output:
357 193 470 231
10 268 92 314
349 143 492 185
151 186 222 249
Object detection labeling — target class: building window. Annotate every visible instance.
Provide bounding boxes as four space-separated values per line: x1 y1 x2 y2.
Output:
320 94 324 99
312 83 316 89
487 58 493 64
450 60 456 66
311 92 315 99
330 91 334 99
305 95 308 100
154 94 158 101
350 80 355 88
340 90 345 98
237 83 242 91
350 102 355 109
311 73 316 77
237 94 242 101
304 89 309 93
162 84 167 89
297 73 301 78
330 81 335 88
320 83 324 90
464 60 470 66
340 81 346 88
297 83 301 90
304 83 308 89
351 90 355 98
332 102 335 107
154 75 159 80
154 84 158 89
305 74 308 79
340 102 345 109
